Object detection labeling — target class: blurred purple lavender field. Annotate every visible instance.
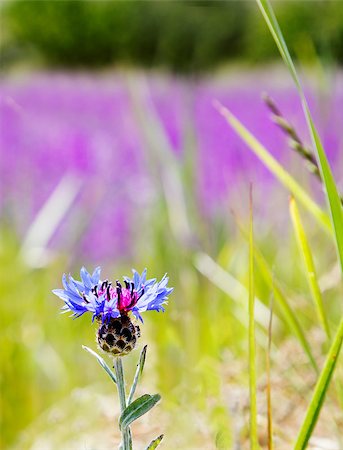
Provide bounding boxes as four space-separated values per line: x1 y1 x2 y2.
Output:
1 70 343 263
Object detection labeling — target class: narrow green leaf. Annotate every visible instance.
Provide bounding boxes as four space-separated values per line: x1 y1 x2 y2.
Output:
307 118 343 273
266 299 274 450
256 0 299 88
128 345 147 405
194 250 274 330
294 318 343 449
214 102 331 235
248 188 259 449
235 220 318 373
82 345 116 384
119 394 161 430
145 434 164 450
254 248 318 373
289 198 331 338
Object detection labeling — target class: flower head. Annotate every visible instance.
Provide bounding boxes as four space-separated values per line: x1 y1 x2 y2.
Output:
53 267 173 323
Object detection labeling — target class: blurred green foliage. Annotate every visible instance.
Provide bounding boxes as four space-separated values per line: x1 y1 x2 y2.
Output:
2 0 343 72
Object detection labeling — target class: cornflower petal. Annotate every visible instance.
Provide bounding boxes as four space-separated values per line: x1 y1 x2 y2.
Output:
69 275 86 293
91 266 101 285
80 266 94 290
133 270 140 289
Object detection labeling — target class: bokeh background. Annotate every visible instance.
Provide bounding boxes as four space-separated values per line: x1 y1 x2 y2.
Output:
1 1 343 449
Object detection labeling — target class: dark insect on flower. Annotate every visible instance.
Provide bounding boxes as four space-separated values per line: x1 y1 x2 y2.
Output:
53 267 173 356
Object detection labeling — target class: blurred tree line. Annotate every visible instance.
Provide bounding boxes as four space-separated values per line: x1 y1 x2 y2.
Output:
2 0 343 73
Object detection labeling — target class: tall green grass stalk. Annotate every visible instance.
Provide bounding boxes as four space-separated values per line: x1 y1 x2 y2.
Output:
233 215 318 372
289 197 331 339
266 298 274 450
256 0 343 446
294 319 343 449
248 188 259 449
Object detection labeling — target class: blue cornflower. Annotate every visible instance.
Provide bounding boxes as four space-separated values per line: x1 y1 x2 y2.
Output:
53 267 173 323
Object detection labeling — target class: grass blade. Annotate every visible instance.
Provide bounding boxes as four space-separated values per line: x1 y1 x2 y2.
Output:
194 251 273 330
289 197 331 338
308 119 343 271
235 217 318 373
254 246 318 373
194 250 281 350
294 319 343 449
214 102 331 235
248 188 259 449
266 298 274 450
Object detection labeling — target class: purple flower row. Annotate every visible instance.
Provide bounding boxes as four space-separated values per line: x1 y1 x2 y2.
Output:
1 71 342 261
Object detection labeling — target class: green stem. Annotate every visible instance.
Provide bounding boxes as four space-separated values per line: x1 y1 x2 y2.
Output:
113 357 132 450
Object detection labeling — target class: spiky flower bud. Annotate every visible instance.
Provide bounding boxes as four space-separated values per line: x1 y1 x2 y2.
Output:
97 315 140 356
